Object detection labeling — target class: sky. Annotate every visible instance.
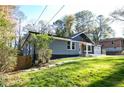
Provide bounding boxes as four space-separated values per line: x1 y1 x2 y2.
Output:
18 0 124 37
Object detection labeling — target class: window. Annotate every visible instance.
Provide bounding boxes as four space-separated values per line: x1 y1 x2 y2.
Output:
84 45 86 50
67 41 75 50
72 42 75 49
122 40 124 46
67 41 71 49
112 41 114 48
112 41 114 44
84 45 92 52
88 46 91 51
89 45 93 52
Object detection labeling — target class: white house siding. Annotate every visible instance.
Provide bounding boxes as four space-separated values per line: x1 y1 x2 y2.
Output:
49 39 80 55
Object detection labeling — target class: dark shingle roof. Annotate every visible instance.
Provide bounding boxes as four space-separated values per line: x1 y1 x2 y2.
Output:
21 31 94 48
69 32 83 38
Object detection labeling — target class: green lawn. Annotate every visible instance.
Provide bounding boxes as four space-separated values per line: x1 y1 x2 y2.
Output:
5 56 124 87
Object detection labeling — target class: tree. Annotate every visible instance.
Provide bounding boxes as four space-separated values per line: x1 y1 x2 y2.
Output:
37 20 52 34
111 7 124 21
90 15 114 44
23 23 36 32
53 19 65 37
0 6 17 86
75 10 114 43
23 20 52 34
29 33 52 65
75 10 95 33
53 15 75 37
0 12 17 86
64 15 75 37
111 7 124 36
0 5 16 20
12 6 26 54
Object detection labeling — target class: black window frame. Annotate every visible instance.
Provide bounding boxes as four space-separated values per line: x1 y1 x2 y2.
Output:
67 41 71 49
72 42 75 49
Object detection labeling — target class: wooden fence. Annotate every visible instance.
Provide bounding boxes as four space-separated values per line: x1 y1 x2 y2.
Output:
16 56 32 70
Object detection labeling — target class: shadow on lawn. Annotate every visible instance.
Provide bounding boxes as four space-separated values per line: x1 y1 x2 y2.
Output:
11 57 124 87
88 62 124 87
11 61 87 87
54 57 124 87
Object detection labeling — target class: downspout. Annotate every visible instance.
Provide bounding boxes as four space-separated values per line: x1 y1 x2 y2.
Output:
101 45 102 54
32 43 36 65
28 44 30 55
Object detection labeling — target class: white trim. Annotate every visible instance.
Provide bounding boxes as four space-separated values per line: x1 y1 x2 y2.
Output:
86 44 88 56
80 41 93 47
53 37 71 41
71 32 85 39
71 32 95 44
53 36 79 43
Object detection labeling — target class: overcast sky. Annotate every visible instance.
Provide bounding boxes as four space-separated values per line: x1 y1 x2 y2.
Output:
17 0 124 37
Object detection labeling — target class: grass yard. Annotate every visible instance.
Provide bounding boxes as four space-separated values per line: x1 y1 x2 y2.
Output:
5 56 124 87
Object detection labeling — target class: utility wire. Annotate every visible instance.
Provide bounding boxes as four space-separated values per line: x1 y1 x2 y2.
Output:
44 5 65 27
33 5 48 25
32 5 64 34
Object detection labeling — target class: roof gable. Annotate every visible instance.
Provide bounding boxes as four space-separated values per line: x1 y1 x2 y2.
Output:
70 32 94 44
70 32 84 38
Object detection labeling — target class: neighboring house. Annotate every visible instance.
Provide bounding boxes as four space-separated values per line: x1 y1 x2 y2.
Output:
99 38 124 55
21 31 102 62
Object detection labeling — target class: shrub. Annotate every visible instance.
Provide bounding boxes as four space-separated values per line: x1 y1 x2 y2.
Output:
0 10 17 87
29 33 52 66
38 49 52 65
0 46 17 72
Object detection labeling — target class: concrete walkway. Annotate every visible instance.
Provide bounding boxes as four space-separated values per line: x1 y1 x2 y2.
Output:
23 59 81 72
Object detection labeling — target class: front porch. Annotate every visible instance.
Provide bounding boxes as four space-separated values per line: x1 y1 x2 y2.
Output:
79 42 94 56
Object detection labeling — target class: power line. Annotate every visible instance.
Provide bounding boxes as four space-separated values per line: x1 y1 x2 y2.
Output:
32 5 64 34
34 5 48 25
45 5 65 26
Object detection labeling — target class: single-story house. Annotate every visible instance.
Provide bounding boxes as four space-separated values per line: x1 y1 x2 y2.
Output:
99 38 124 55
21 31 102 62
